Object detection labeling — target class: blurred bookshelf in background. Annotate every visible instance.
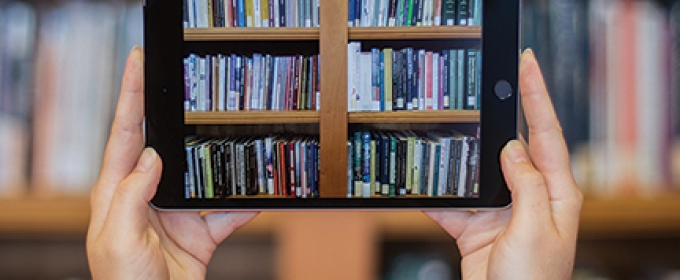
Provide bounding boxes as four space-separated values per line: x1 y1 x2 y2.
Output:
0 1 142 196
523 0 680 198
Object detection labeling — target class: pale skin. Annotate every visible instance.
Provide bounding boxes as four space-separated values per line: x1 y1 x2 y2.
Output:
87 47 582 279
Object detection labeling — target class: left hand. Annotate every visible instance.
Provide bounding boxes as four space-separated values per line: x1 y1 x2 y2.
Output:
86 46 258 280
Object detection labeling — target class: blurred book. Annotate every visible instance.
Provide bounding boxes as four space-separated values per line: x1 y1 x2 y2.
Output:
0 2 36 195
524 0 678 197
31 1 143 194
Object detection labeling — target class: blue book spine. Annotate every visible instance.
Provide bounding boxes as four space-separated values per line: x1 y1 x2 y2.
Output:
371 48 380 111
349 0 355 26
238 0 246 27
354 0 362 26
362 132 371 196
433 144 441 196
279 0 286 26
353 132 363 197
379 51 385 111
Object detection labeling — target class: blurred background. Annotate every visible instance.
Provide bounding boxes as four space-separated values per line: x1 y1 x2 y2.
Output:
1 0 680 279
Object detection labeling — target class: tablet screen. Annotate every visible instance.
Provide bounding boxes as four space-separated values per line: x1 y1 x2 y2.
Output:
146 0 518 208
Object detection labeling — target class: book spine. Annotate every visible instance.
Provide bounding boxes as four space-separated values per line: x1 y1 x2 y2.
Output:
433 0 442 25
353 132 363 197
370 139 378 195
349 0 355 26
381 134 390 196
388 135 397 197
412 138 422 195
432 52 439 110
388 0 398 26
347 140 353 197
426 141 436 196
405 135 414 193
417 50 426 109
379 51 385 111
438 137 449 196
442 51 450 109
406 0 414 26
406 47 414 110
425 51 433 110
362 132 372 198
185 145 197 198
371 48 380 111
457 136 469 196
384 48 393 111
458 0 468 25
373 134 382 194
466 49 476 109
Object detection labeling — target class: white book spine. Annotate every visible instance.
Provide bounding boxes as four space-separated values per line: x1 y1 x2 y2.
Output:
254 0 262 27
427 141 437 196
432 52 439 110
197 57 206 111
218 55 227 111
457 138 470 197
438 137 449 196
414 50 427 110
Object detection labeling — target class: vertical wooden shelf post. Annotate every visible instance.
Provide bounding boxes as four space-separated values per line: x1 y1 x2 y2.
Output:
276 212 377 280
319 0 349 197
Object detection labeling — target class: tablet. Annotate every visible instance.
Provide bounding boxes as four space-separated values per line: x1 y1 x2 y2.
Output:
145 0 519 209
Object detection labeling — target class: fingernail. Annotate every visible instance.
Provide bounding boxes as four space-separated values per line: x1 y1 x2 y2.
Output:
505 140 528 163
520 48 535 73
132 45 143 52
136 148 157 172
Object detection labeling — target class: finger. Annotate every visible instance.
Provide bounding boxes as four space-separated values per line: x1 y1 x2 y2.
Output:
424 210 473 239
204 212 259 243
519 49 579 201
157 211 259 266
90 46 145 235
100 148 161 241
501 140 553 228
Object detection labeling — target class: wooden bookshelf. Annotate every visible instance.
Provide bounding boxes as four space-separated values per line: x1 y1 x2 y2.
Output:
348 26 482 40
185 111 320 124
2 196 680 239
349 110 479 123
184 27 320 41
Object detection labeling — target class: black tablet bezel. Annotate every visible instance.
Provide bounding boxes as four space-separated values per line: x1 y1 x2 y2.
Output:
145 0 519 210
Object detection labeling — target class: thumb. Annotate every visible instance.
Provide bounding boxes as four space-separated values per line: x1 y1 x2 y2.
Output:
500 140 552 229
102 148 162 237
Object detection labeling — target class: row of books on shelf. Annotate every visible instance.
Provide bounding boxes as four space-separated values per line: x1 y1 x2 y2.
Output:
184 53 320 112
183 0 320 28
347 130 479 198
349 0 481 27
348 43 480 112
185 136 320 199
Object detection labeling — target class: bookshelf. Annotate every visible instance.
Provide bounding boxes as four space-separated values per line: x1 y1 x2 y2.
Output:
4 0 679 278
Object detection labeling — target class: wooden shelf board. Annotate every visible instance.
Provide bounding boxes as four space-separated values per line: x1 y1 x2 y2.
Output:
349 110 480 123
2 196 680 239
349 26 482 40
579 196 680 239
185 111 320 124
0 196 277 239
184 27 320 41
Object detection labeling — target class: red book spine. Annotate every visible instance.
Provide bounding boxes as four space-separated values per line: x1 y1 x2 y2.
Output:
278 141 288 196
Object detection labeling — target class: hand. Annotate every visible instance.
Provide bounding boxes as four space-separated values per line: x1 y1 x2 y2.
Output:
86 47 258 280
425 49 583 279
